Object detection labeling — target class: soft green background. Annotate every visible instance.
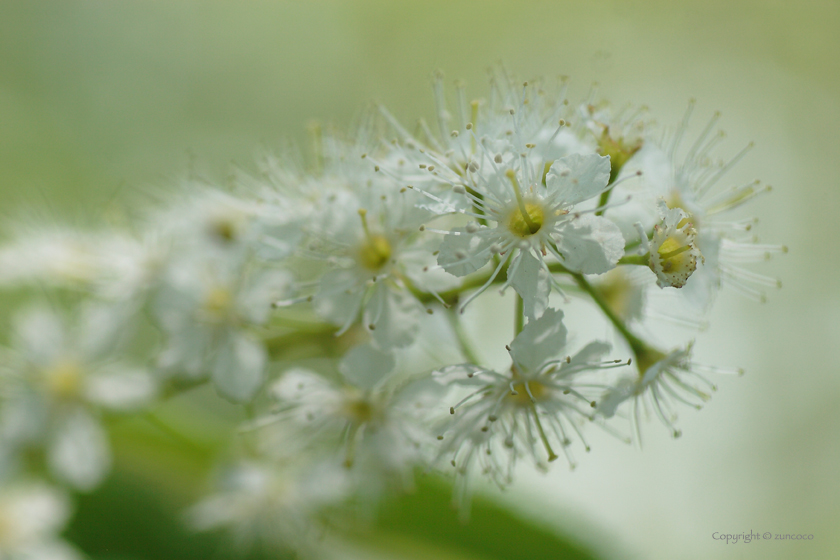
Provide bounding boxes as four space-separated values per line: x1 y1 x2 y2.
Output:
1 1 838 559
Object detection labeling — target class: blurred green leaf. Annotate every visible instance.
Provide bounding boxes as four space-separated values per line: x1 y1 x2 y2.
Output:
369 475 602 560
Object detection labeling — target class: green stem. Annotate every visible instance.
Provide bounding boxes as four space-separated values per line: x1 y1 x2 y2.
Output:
618 254 650 266
595 189 611 217
571 272 647 357
514 294 525 336
446 307 481 365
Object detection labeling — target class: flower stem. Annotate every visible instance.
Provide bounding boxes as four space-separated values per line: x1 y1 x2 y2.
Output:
570 272 647 358
617 254 650 266
514 294 525 336
447 307 481 365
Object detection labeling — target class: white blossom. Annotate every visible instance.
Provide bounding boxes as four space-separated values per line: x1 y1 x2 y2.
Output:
0 306 155 491
153 253 290 402
0 481 81 560
598 344 742 442
647 199 704 288
187 461 348 556
432 309 627 512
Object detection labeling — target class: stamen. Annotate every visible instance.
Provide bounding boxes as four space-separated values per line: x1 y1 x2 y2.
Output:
505 169 538 233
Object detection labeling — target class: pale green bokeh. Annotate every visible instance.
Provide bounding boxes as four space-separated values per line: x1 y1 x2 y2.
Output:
1 1 837 559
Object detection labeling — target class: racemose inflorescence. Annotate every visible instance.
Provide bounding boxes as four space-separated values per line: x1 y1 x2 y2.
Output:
0 70 786 556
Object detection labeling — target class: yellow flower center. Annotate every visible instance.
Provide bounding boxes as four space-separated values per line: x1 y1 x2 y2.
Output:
507 202 545 237
506 379 549 407
44 360 82 400
342 397 375 424
657 236 692 273
203 286 234 320
357 234 392 271
597 127 643 182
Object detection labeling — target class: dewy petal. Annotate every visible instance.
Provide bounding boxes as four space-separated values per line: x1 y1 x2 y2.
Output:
509 308 567 375
339 344 395 390
436 227 495 277
508 250 550 321
363 284 420 349
211 333 266 402
48 409 111 491
545 153 611 206
554 214 624 274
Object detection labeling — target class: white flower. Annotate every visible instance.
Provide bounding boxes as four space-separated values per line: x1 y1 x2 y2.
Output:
646 199 704 288
433 152 624 318
0 481 81 560
154 254 290 402
154 186 305 263
0 305 156 491
373 75 628 318
187 461 348 556
261 344 439 490
598 343 742 442
279 176 441 349
433 309 626 512
611 104 786 306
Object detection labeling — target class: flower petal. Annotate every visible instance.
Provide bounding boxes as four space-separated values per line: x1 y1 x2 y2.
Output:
509 308 567 375
545 153 611 206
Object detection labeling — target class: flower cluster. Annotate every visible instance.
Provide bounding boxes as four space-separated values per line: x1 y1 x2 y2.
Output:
0 70 784 557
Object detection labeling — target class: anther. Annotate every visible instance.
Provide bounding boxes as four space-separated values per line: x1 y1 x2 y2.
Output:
494 154 503 164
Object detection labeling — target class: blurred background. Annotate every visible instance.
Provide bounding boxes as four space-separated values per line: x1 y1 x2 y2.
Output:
1 1 837 559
